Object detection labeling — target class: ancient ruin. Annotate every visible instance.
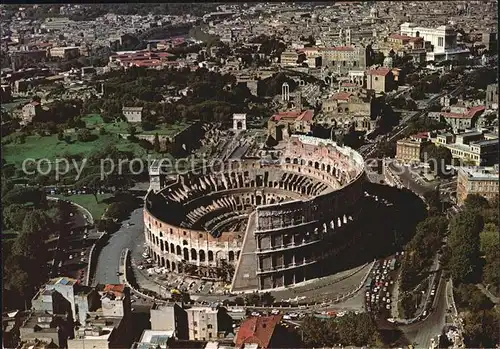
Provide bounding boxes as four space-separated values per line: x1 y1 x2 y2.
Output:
144 135 366 291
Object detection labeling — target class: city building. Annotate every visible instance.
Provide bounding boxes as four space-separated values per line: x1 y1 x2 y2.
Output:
267 109 314 142
19 312 69 348
399 22 470 62
280 50 299 66
122 106 143 123
320 45 367 73
396 133 429 164
440 105 485 133
486 83 498 110
457 165 499 205
186 307 232 341
21 101 42 125
134 330 174 349
446 138 499 166
321 89 377 132
365 67 396 93
49 46 80 60
235 315 287 349
150 304 188 340
378 33 426 62
3 310 24 349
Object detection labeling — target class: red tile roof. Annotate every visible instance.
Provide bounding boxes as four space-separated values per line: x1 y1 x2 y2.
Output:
441 106 485 119
299 47 319 52
366 67 391 76
332 92 352 100
297 109 314 121
441 112 471 119
389 33 413 41
412 132 429 139
272 110 314 122
103 284 125 296
466 105 486 117
332 46 355 51
320 46 355 52
235 315 282 349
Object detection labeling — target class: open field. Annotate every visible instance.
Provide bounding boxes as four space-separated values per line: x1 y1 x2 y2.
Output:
54 193 112 220
2 132 150 165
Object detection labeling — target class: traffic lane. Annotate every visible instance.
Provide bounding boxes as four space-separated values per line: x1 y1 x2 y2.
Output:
400 275 447 347
387 162 431 196
93 206 145 285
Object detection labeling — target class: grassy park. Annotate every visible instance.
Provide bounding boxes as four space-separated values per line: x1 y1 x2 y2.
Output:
2 114 189 166
53 193 113 220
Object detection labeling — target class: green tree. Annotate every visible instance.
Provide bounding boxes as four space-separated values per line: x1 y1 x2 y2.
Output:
421 143 452 177
300 316 337 347
244 293 261 306
448 210 483 284
483 247 500 287
3 204 28 230
21 209 52 235
57 129 64 141
463 310 500 348
464 194 490 211
337 312 380 346
77 128 94 142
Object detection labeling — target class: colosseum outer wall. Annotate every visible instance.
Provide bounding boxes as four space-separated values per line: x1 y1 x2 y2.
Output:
143 208 242 273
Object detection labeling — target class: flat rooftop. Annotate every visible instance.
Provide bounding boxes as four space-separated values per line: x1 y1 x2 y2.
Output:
139 330 174 346
460 166 499 181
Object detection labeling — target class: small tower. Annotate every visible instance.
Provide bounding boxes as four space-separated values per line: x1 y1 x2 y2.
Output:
345 29 352 46
296 91 303 111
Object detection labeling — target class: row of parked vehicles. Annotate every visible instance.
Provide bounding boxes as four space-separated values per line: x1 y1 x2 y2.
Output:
365 255 401 314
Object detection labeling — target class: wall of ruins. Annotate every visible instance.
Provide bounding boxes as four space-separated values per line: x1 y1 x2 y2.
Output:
144 208 242 273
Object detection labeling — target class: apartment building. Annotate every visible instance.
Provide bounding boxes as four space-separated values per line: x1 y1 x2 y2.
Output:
447 138 498 166
440 105 485 133
49 46 80 60
396 133 429 164
280 50 300 66
457 165 499 205
186 307 233 341
320 45 367 73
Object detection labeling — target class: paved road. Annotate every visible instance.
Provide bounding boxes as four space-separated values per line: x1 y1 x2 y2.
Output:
400 275 448 348
93 206 145 285
386 161 434 196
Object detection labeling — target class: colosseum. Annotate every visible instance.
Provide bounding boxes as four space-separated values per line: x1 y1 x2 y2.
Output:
144 135 367 292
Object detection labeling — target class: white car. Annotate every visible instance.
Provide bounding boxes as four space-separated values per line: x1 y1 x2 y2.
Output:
387 318 395 323
386 304 391 310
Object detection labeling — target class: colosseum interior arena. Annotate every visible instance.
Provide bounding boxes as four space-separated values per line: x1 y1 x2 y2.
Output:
144 135 374 292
